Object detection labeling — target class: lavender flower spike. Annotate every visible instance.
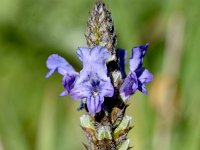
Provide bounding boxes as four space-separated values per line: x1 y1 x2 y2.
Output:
46 54 78 96
120 43 153 101
45 1 154 149
70 46 114 114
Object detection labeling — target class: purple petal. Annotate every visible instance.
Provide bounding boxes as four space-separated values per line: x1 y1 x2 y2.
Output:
120 72 138 101
46 68 56 78
76 46 109 74
138 68 153 84
136 68 153 94
46 54 76 77
87 95 103 114
62 74 77 94
46 54 78 96
70 87 91 100
70 68 94 100
60 90 68 96
99 78 114 97
70 78 92 100
90 46 110 62
76 47 90 62
129 43 149 72
138 84 148 95
77 46 109 63
118 49 127 79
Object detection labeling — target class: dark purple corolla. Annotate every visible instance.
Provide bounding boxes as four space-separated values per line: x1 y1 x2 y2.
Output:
120 44 153 101
46 46 114 114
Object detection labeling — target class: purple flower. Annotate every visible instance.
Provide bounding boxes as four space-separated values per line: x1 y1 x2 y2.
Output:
46 46 114 114
70 46 114 114
46 54 78 96
120 43 153 101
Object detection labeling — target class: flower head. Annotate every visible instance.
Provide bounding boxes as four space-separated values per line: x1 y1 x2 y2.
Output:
70 46 114 114
120 44 153 101
46 46 114 114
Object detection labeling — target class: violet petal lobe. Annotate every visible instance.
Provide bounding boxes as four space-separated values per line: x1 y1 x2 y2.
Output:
86 95 104 114
120 72 138 100
136 68 153 94
60 74 78 96
138 84 148 95
76 46 110 74
60 90 68 97
99 78 114 97
137 68 153 84
70 75 92 100
46 54 77 78
46 54 78 96
129 43 149 72
118 49 127 79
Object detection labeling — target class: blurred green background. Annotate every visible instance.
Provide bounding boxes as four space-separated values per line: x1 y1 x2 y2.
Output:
0 0 200 150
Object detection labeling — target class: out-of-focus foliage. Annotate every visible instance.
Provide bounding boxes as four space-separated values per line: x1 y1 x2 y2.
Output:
0 0 199 150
